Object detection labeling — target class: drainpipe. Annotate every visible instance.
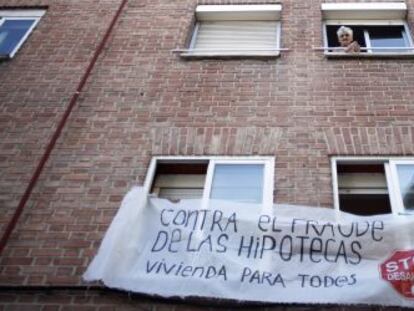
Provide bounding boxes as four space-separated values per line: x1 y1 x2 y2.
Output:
0 0 129 255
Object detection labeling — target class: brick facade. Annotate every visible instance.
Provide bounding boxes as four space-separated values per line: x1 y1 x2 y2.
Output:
0 0 414 309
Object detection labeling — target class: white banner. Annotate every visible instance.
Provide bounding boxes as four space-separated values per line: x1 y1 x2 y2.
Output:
84 187 414 307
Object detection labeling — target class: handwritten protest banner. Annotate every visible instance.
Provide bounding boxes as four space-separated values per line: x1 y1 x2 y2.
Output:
84 187 414 307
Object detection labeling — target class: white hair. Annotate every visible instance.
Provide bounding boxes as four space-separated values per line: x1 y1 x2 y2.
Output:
337 26 353 37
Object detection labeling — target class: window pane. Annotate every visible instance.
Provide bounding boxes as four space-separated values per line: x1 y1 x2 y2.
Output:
0 19 36 55
396 164 414 211
368 26 407 53
210 164 264 203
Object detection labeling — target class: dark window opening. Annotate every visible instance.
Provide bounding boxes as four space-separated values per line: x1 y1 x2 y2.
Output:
153 162 208 175
339 194 391 216
326 25 408 53
150 162 208 201
326 25 367 51
337 163 392 216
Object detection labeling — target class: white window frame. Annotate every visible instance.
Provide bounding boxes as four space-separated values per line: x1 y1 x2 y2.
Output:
388 160 414 215
321 2 414 57
331 156 414 216
322 20 414 56
182 4 282 57
144 156 274 212
0 10 45 58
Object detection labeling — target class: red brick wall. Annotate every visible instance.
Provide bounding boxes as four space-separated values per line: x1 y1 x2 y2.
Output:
0 0 414 309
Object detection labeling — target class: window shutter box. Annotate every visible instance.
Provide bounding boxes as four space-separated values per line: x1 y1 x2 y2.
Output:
321 3 407 20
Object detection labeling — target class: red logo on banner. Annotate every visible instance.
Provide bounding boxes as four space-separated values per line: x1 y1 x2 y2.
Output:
380 250 414 299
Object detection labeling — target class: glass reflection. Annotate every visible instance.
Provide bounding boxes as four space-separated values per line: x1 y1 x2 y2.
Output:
368 26 407 53
210 164 264 203
0 19 36 55
396 165 414 211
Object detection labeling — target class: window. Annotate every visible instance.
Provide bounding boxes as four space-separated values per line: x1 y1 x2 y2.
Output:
0 10 45 58
321 3 414 56
150 161 208 201
182 5 282 57
145 156 274 209
389 161 414 214
332 157 414 216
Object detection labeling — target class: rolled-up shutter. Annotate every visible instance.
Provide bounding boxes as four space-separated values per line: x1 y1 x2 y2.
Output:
158 188 204 200
192 21 279 55
152 174 205 201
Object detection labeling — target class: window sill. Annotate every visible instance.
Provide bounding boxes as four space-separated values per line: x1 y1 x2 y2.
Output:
180 51 281 59
398 212 414 216
325 52 414 58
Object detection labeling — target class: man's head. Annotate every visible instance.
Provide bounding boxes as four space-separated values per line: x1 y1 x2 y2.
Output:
337 26 354 47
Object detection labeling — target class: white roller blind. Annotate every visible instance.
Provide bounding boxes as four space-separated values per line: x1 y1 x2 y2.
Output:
338 173 388 194
192 21 279 54
158 188 204 200
153 174 206 201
